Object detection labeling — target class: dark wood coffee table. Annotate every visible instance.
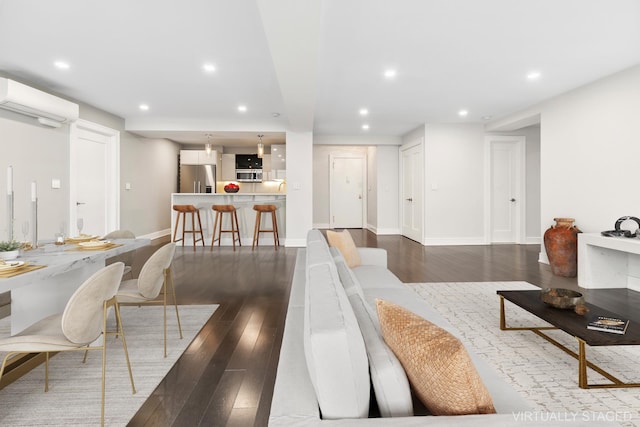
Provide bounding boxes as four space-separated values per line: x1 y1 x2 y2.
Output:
497 290 640 389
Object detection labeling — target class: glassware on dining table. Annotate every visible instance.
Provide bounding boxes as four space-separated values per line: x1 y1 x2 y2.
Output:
77 218 84 236
21 220 29 243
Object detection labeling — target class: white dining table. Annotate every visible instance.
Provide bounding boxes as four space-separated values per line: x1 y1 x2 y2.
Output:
0 238 149 335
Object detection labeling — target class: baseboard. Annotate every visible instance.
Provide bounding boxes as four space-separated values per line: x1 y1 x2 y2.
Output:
139 228 171 241
526 236 542 244
367 226 401 235
285 238 306 247
313 223 330 229
423 237 486 246
538 251 549 264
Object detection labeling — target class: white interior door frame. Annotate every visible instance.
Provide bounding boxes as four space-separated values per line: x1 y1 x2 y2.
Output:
483 135 526 244
329 152 367 229
69 119 120 235
400 139 424 244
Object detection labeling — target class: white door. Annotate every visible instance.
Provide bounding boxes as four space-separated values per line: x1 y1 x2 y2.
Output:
400 143 423 242
330 154 365 228
69 120 120 237
487 137 525 243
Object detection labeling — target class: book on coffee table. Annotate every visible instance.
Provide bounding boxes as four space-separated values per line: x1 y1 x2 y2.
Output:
587 316 629 334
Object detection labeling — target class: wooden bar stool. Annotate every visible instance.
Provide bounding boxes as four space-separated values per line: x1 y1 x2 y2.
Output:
211 204 242 251
172 204 205 250
252 204 280 250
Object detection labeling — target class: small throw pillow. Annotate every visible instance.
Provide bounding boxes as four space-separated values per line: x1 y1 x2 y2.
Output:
375 299 496 416
326 229 361 268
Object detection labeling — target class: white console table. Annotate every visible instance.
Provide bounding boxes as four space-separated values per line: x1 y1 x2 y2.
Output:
578 233 640 291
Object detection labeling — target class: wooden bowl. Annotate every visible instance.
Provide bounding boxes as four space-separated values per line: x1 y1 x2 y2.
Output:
540 288 584 309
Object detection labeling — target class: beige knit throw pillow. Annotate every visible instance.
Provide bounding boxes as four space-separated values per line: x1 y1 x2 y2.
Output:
326 229 361 268
376 299 496 416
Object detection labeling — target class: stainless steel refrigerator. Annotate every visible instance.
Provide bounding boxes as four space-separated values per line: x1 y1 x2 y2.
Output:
179 164 216 193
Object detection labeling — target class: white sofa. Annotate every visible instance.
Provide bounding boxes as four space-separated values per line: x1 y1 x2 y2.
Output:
268 230 617 426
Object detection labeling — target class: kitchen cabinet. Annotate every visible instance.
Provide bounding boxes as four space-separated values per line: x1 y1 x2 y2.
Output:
262 154 272 180
180 150 217 165
271 144 286 179
221 154 236 181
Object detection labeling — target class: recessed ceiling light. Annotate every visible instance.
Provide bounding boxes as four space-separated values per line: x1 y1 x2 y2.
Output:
527 71 541 80
383 69 397 79
237 105 247 113
458 110 468 117
202 63 216 73
139 104 149 111
359 108 369 116
481 115 493 121
54 61 70 70
362 124 370 130
272 112 280 117
273 147 278 152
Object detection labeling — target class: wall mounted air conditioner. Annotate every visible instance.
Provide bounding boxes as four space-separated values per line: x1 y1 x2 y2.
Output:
0 77 79 127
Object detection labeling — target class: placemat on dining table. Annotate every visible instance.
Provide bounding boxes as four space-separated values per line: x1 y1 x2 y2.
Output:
65 243 123 252
0 264 47 278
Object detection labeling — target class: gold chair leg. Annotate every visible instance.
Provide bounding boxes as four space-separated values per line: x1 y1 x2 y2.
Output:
113 300 136 394
167 268 183 339
101 303 107 427
45 352 49 392
163 277 168 358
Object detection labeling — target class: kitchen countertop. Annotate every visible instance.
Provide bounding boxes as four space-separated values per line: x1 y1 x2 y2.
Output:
172 192 285 196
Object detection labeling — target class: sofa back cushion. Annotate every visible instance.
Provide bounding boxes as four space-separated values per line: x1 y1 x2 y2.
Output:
349 294 413 417
304 245 370 418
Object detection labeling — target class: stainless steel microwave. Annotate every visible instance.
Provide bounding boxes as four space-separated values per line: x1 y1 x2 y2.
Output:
236 169 263 182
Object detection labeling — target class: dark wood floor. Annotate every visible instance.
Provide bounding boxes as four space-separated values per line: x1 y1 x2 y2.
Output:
125 230 637 426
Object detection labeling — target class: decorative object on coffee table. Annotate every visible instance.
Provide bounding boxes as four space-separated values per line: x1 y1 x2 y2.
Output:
540 288 584 309
543 217 581 277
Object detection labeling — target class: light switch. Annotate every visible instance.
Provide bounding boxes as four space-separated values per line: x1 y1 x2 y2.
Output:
125 182 131 190
293 182 301 190
51 179 61 189
431 183 438 191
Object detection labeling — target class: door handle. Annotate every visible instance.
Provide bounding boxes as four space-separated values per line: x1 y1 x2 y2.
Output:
406 198 413 202
76 202 86 206
510 198 516 202
358 194 362 200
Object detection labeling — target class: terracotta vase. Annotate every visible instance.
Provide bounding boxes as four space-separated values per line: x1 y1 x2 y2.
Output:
543 218 581 277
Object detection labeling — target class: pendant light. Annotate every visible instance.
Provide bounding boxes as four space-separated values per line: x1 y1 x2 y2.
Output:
257 134 264 158
205 134 213 156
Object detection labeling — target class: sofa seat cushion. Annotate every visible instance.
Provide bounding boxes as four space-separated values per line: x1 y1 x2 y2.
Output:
349 293 413 417
351 265 403 291
376 299 496 416
304 262 370 419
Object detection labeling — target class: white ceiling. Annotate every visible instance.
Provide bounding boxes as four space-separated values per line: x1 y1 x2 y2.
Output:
1 0 639 145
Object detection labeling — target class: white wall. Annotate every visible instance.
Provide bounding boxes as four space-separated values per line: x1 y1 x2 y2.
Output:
285 131 313 246
0 81 180 241
540 65 640 234
493 64 640 242
424 123 486 244
373 145 400 234
366 146 377 230
0 109 70 240
120 135 179 237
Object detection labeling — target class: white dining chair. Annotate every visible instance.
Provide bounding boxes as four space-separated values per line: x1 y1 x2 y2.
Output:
0 262 136 426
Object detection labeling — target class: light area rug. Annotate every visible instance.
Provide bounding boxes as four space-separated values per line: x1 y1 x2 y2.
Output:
0 304 218 426
408 282 640 427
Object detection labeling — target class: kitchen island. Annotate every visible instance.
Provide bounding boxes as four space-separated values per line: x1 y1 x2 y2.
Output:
171 193 286 247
